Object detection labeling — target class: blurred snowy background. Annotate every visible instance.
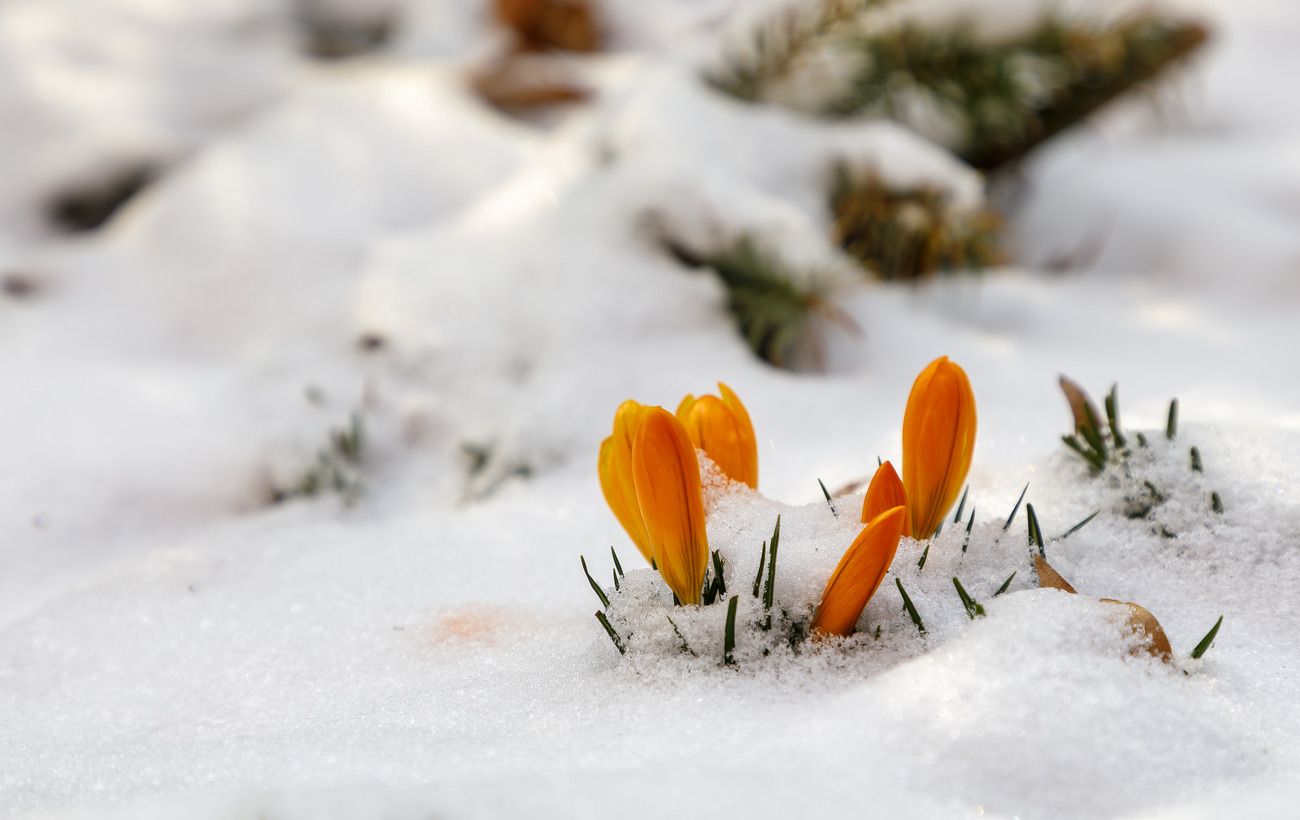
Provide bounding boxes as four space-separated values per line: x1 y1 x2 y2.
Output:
2 1 1299 817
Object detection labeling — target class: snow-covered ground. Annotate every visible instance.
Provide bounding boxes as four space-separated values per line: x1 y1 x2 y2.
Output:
2 1 1298 817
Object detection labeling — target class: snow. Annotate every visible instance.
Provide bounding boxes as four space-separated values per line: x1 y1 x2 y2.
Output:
2 0 1299 817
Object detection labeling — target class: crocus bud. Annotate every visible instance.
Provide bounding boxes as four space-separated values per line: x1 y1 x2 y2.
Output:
860 459 911 537
812 505 907 636
598 400 655 565
676 383 758 489
902 356 976 539
632 408 710 605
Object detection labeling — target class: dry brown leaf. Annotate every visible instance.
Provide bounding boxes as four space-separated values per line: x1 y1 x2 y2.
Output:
1035 555 1173 664
494 0 600 53
1059 375 1102 433
1101 599 1174 662
1034 554 1078 593
471 54 590 112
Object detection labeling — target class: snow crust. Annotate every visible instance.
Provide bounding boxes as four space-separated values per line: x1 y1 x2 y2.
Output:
2 0 1299 818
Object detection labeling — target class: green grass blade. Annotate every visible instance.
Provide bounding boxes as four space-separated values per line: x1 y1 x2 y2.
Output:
667 615 696 657
1190 615 1223 659
953 485 969 524
953 577 986 619
993 570 1016 596
1105 385 1126 448
581 555 610 609
1058 509 1100 540
1005 483 1029 530
896 578 925 634
594 611 626 655
723 595 740 665
1026 503 1045 555
819 478 838 517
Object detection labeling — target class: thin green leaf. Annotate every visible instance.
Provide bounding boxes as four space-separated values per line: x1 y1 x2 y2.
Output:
993 571 1016 596
1167 399 1179 440
1058 509 1100 540
1190 615 1223 660
953 485 969 524
763 515 781 614
1026 503 1045 555
896 578 925 634
594 611 625 655
953 577 986 619
1105 385 1126 448
1005 483 1029 530
819 478 838 517
752 539 767 598
723 595 740 665
581 555 610 609
667 615 696 657
610 546 625 578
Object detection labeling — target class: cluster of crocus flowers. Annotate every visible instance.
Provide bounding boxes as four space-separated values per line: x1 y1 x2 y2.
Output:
816 356 976 636
598 384 758 604
597 358 976 640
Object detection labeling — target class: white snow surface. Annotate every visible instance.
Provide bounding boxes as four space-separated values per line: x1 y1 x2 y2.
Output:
2 0 1299 817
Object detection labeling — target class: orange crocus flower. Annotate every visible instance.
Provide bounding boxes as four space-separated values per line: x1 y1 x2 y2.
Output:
811 505 907 636
676 383 758 489
901 356 976 539
598 400 655 565
631 408 711 605
860 459 911 537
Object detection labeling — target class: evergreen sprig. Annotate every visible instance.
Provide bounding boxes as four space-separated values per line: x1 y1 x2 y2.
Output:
830 168 1003 280
664 237 853 367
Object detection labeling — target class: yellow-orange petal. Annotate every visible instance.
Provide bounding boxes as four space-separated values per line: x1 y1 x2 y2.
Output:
598 400 654 565
811 505 907 637
632 408 710 604
860 460 911 537
902 356 976 539
675 383 758 489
